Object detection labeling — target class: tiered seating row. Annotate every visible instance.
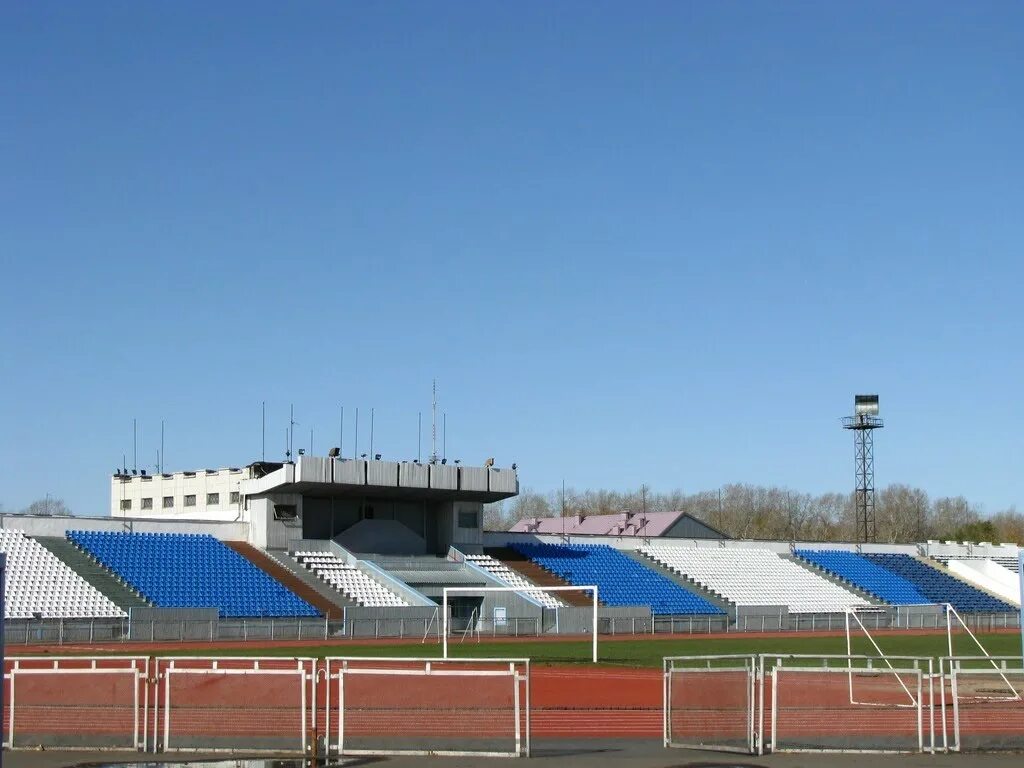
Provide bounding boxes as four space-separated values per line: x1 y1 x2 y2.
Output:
293 552 408 607
862 553 1015 613
796 549 1017 613
0 529 125 619
643 545 869 614
69 531 319 618
511 542 724 616
464 553 565 608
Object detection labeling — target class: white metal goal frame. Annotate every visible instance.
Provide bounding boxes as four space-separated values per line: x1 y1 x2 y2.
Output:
845 608 923 708
325 656 531 758
153 656 316 754
442 585 599 663
4 655 149 751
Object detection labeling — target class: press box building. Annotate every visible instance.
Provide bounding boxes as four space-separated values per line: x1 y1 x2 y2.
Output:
111 455 519 554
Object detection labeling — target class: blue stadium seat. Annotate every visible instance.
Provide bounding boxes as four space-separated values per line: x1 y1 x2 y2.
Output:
796 549 1017 613
860 553 1015 614
795 549 929 604
67 530 319 618
510 542 724 615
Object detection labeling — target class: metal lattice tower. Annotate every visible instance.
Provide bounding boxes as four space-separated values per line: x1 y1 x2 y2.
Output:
842 395 883 543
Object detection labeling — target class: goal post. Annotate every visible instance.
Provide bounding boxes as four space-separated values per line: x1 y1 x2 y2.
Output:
442 585 599 663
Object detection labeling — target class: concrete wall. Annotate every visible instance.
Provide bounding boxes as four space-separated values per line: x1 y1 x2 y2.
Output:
246 493 303 548
948 560 1021 606
484 530 949 558
1 513 249 540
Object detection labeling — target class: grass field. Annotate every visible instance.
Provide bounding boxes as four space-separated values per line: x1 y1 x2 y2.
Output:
131 630 1024 668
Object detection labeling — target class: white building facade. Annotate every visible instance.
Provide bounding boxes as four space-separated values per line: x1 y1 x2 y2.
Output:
110 456 519 553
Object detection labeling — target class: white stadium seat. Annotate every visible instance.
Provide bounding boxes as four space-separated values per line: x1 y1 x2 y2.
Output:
641 544 869 614
0 529 126 619
463 554 565 608
292 552 409 607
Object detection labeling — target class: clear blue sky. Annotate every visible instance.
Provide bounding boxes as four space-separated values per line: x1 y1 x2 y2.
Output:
2 2 1021 516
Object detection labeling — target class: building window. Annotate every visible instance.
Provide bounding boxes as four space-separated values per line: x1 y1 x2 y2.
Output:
163 496 174 509
207 493 220 505
230 491 240 504
458 510 479 529
184 494 196 507
140 497 153 510
120 499 132 511
274 504 297 520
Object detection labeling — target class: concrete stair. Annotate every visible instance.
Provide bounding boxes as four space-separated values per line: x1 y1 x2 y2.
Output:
484 547 596 607
265 548 359 613
36 536 150 612
225 542 347 619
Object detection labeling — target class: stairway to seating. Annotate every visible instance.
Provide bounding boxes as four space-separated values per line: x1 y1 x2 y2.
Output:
510 542 725 615
485 547 595 606
37 536 150 613
226 542 345 619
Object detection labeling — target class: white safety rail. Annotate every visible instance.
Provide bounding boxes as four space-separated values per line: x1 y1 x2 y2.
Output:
325 657 530 757
153 657 315 753
462 554 565 608
441 585 598 663
663 655 756 753
643 544 868 614
3 656 148 750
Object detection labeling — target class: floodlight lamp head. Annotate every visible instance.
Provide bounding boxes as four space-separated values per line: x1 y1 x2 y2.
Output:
854 394 879 416
328 447 340 458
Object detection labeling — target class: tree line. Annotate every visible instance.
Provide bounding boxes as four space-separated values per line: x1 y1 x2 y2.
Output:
1 498 73 517
484 484 1024 545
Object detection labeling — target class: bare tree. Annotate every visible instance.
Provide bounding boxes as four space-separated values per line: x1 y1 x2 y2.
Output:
20 497 72 516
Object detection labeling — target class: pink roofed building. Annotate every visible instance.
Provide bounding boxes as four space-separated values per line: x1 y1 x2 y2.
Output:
507 510 726 539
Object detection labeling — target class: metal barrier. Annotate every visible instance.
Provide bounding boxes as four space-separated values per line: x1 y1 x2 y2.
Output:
325 657 530 757
153 657 315 753
663 655 755 753
942 656 1024 752
768 656 927 753
3 656 148 750
665 654 942 755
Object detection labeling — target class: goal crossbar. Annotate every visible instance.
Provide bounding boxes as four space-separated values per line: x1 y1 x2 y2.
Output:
442 585 599 663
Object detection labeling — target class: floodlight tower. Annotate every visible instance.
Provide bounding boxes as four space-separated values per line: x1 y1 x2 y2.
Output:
843 395 883 543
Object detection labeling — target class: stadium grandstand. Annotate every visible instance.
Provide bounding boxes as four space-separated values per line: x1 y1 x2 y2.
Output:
0 453 1019 640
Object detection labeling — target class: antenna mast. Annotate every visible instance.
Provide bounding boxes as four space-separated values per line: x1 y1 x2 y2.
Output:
430 379 438 464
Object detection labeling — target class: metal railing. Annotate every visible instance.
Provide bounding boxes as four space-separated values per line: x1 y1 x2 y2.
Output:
4 610 1018 645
